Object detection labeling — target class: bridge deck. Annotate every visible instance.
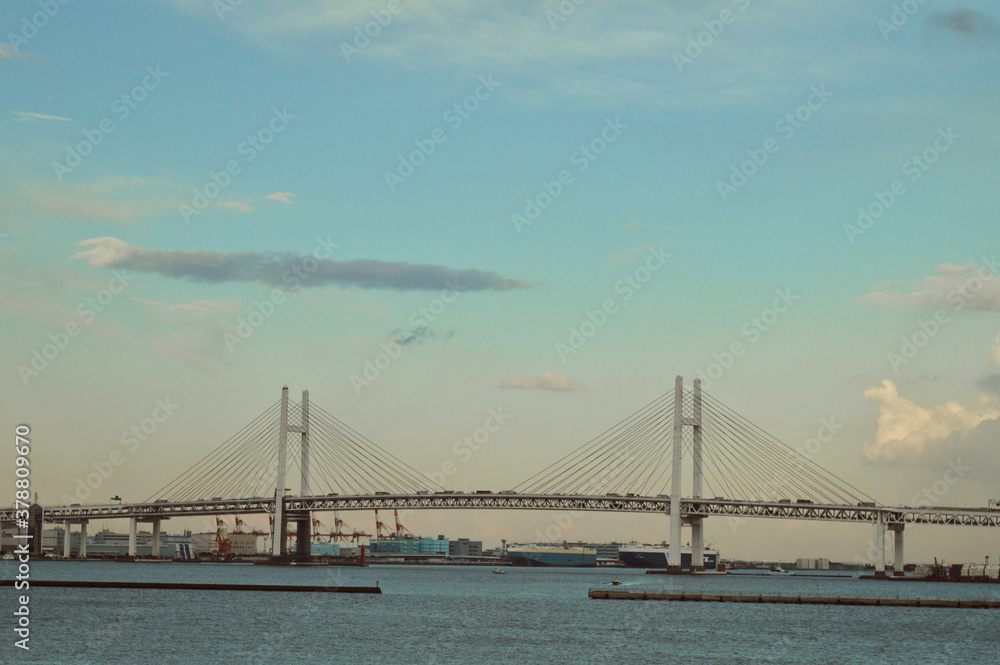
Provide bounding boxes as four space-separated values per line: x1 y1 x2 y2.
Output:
5 495 999 527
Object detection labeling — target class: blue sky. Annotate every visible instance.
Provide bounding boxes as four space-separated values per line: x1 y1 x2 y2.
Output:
2 0 999 562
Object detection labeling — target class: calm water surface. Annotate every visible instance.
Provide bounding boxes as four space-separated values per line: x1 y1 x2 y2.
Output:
3 561 999 664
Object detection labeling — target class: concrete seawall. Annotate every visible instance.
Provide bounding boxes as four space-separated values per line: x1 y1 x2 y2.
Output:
1 580 381 593
588 589 999 608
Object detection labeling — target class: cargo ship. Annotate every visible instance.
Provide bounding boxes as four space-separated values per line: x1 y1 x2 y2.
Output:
505 544 597 567
618 543 719 570
913 560 1000 582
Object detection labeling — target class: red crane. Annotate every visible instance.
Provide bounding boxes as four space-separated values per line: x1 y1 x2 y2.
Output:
232 516 250 534
393 509 413 539
374 510 393 541
348 529 372 543
214 517 231 554
311 517 327 543
327 511 352 542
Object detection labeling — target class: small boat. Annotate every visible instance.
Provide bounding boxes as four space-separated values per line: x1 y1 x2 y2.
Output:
492 568 506 575
770 565 790 574
611 578 623 585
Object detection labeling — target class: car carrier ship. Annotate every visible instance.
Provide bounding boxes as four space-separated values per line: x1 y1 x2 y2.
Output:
505 544 597 567
617 543 719 570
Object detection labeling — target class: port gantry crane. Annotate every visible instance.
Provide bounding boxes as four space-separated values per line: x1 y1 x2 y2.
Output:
373 509 394 541
214 517 231 554
393 509 414 539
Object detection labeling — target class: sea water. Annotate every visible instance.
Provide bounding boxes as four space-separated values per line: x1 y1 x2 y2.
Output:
3 561 999 664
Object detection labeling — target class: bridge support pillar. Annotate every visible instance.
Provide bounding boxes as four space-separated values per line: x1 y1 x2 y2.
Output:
128 516 138 557
295 514 311 558
299 390 310 497
691 378 704 571
63 521 72 558
690 517 704 571
668 375 684 572
272 386 290 558
891 524 905 577
873 516 886 578
151 519 161 558
78 520 87 558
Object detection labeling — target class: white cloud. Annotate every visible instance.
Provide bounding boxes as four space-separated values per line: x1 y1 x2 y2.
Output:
71 237 141 267
861 379 1000 463
499 371 585 391
13 111 74 122
162 0 875 108
265 192 296 203
16 177 178 224
132 297 234 315
215 199 253 213
0 44 27 62
133 297 238 372
993 333 1000 366
863 260 1000 311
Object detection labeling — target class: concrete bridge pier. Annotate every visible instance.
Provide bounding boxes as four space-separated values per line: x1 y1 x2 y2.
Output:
690 517 705 571
270 386 310 559
62 520 89 558
668 376 684 572
128 516 138 557
890 523 905 576
669 376 705 573
873 516 887 578
292 512 311 558
690 378 704 572
151 519 161 558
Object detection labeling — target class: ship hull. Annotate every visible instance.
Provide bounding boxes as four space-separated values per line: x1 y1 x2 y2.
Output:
506 548 597 567
618 548 718 570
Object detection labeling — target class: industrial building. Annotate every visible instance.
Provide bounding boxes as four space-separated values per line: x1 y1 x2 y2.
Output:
795 558 831 570
0 526 193 558
309 542 342 557
372 535 450 556
448 537 483 557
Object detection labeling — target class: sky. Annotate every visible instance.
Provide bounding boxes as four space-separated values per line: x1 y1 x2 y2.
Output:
1 0 999 564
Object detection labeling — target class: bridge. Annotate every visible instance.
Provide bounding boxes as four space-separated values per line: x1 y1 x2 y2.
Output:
6 377 999 575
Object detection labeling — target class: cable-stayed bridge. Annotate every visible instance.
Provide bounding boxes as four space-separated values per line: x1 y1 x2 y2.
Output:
6 377 999 575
